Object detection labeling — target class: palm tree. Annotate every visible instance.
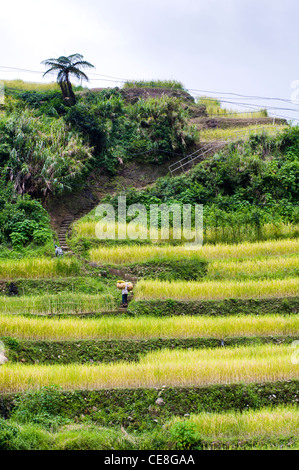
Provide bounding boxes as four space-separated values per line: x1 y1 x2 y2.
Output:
41 53 95 106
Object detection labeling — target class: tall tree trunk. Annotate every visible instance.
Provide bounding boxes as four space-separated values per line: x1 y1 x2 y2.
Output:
59 78 76 106
59 81 69 105
65 73 76 106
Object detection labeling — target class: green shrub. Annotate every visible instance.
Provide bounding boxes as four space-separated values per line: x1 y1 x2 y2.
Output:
1 108 93 198
4 424 53 450
103 126 298 244
32 228 53 245
10 231 28 247
0 190 53 247
0 418 19 449
65 91 197 173
11 385 65 428
170 421 202 450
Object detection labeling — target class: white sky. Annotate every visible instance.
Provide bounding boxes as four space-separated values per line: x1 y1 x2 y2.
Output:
1 0 299 121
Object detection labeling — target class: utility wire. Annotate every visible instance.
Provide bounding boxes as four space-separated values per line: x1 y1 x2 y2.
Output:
1 64 299 121
1 64 299 105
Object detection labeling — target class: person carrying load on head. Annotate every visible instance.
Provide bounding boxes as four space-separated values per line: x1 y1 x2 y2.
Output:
122 282 129 308
117 280 133 308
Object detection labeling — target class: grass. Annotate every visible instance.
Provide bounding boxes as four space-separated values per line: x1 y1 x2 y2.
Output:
0 293 116 315
168 406 299 442
0 257 82 280
198 238 299 260
0 314 298 341
207 255 299 280
196 97 269 119
2 406 298 450
134 278 299 301
3 277 110 297
89 238 299 265
123 80 185 90
72 220 149 240
2 79 84 93
71 220 200 244
0 422 135 451
2 79 60 92
73 219 299 245
204 222 299 245
0 344 297 392
200 124 287 142
3 407 299 450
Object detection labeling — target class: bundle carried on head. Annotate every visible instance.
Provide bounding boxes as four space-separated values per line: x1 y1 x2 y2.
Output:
117 280 126 290
116 280 133 291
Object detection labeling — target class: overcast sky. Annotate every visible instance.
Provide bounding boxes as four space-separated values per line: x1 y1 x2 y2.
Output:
1 0 299 121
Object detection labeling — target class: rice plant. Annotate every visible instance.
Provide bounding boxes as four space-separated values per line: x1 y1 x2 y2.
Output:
89 239 299 265
207 255 299 280
200 125 287 142
3 79 60 92
73 221 138 240
0 344 297 392
74 219 298 245
0 314 298 341
0 257 82 280
204 222 299 245
168 406 299 441
134 278 299 301
196 97 269 119
0 293 116 315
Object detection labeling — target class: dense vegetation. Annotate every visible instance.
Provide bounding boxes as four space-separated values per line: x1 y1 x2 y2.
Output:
0 84 198 249
101 128 299 243
0 80 298 451
4 85 197 174
65 89 197 171
1 385 298 450
0 185 53 250
2 82 298 249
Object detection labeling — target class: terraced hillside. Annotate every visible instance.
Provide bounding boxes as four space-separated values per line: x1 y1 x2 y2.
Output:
0 235 298 450
0 85 298 451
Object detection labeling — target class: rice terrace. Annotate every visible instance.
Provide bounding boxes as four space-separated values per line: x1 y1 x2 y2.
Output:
0 56 299 451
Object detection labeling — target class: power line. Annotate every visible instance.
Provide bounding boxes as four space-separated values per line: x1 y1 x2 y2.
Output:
1 64 299 105
1 64 299 121
4 85 296 121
